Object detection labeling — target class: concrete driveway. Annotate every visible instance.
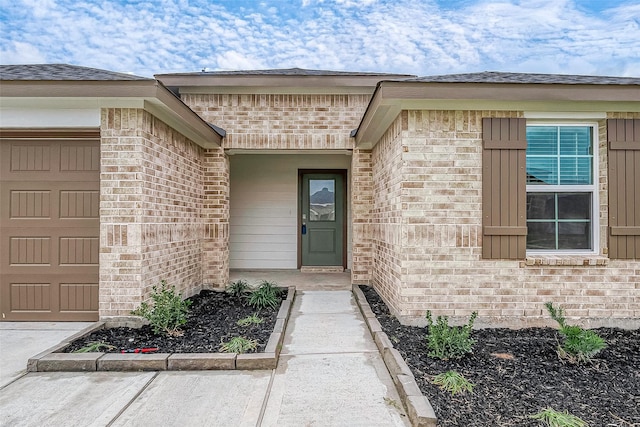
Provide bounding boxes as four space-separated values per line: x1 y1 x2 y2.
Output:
0 322 92 388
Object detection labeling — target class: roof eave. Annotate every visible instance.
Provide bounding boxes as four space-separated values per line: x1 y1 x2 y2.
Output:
355 81 640 149
155 73 414 89
0 80 223 148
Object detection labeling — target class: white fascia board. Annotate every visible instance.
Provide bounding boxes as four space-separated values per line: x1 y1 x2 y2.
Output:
177 86 376 95
524 111 607 119
0 107 101 127
0 97 145 128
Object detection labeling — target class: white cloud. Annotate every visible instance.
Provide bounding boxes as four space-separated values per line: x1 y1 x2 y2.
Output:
0 0 637 77
0 41 46 64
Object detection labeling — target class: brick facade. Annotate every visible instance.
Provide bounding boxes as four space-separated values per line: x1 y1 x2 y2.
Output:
181 94 370 150
97 104 639 325
368 109 640 327
350 149 373 284
202 147 230 287
100 108 207 317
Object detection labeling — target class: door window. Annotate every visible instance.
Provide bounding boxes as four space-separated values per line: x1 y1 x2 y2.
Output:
309 179 335 221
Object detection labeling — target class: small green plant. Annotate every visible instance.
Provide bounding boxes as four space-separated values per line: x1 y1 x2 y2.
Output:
432 370 474 396
131 280 192 336
237 313 264 327
73 341 116 353
248 280 282 310
219 336 258 354
545 302 606 363
226 279 251 300
530 408 588 427
425 311 477 359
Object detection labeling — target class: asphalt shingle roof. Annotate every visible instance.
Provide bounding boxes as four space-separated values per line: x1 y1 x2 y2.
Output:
0 64 150 81
400 71 640 85
159 67 415 78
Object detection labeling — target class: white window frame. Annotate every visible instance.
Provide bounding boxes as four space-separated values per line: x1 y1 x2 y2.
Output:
525 122 599 255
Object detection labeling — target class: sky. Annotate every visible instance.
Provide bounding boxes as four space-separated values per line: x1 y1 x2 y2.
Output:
1 0 639 78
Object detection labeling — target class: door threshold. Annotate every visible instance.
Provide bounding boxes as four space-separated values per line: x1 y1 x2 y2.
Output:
300 266 345 273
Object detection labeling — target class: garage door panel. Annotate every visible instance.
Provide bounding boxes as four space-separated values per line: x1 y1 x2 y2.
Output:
3 184 98 229
60 283 99 312
60 143 100 172
9 237 51 265
10 282 52 312
5 228 99 268
60 190 99 218
10 190 51 218
59 237 99 265
1 136 99 321
9 142 52 172
2 275 99 320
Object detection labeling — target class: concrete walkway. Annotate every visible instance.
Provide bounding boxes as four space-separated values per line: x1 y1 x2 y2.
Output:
0 290 409 427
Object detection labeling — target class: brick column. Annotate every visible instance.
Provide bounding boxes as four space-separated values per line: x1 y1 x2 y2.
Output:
99 108 145 317
202 147 230 288
351 149 373 283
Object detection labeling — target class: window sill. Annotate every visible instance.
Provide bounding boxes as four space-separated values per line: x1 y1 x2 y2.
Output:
523 255 609 267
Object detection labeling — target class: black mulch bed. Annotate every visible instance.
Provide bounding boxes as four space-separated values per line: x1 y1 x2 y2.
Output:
62 290 283 354
360 285 640 427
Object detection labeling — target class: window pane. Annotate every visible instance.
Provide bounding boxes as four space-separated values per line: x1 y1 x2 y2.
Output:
559 127 592 155
559 157 592 185
558 222 591 249
557 193 591 219
527 193 555 219
526 192 592 250
309 179 335 221
527 157 558 185
527 222 556 250
526 127 558 155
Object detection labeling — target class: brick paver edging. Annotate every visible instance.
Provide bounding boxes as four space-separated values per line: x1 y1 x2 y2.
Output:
27 287 296 372
352 285 437 427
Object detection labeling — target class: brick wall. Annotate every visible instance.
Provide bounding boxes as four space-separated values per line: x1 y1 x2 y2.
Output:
371 109 640 327
370 113 406 315
100 108 206 317
181 94 370 150
203 147 230 288
351 149 373 283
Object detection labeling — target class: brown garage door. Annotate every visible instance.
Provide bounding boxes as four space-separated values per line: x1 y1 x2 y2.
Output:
1 131 100 321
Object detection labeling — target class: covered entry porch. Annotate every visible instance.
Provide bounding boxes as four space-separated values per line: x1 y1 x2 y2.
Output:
228 152 353 273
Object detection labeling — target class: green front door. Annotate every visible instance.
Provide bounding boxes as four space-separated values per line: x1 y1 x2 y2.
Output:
301 172 345 267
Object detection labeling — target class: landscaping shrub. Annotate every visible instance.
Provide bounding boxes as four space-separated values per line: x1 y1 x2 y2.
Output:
131 280 191 336
530 408 588 427
432 370 474 396
545 302 606 363
220 336 258 354
248 280 282 310
425 311 477 359
237 313 264 327
226 279 251 300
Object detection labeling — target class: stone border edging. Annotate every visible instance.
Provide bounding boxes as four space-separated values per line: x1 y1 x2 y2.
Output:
28 287 296 372
352 285 437 427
